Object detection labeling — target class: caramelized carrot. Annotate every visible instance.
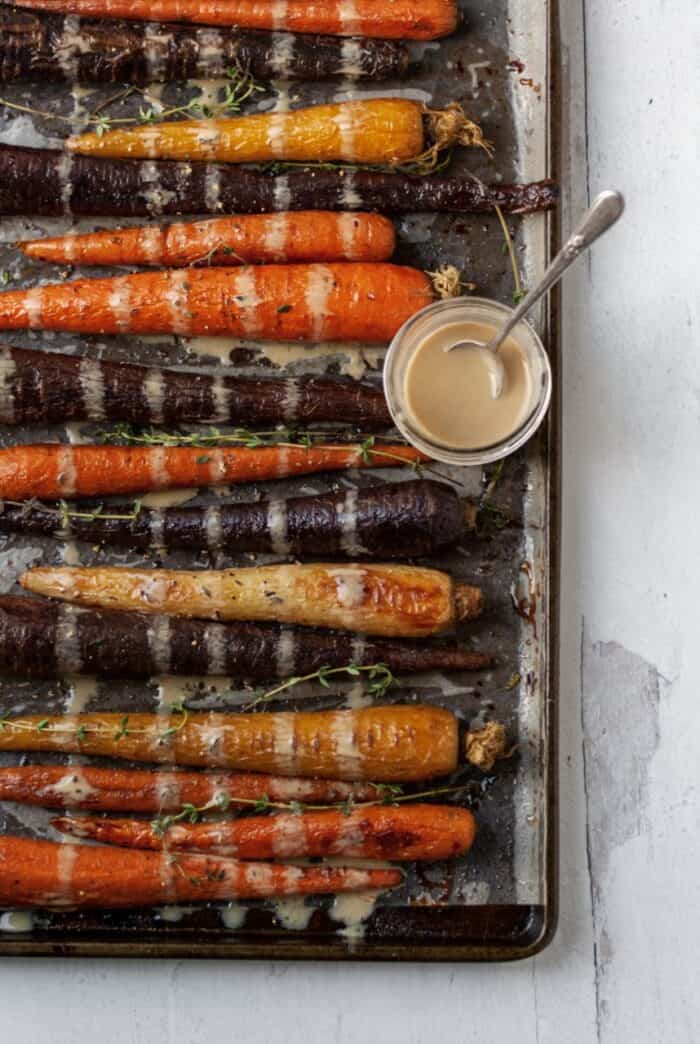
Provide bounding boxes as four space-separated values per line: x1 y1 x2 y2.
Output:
0 442 423 500
0 262 433 341
10 0 459 41
19 211 396 268
21 563 483 637
0 835 401 908
0 706 460 781
0 765 380 812
67 98 486 165
54 804 477 861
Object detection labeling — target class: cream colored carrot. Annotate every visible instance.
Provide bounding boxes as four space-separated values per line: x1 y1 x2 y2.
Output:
19 212 396 268
20 564 484 637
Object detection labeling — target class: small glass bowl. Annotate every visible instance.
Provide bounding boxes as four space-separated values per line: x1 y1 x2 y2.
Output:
383 296 552 466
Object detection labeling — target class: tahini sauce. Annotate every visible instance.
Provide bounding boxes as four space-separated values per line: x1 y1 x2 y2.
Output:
404 321 533 450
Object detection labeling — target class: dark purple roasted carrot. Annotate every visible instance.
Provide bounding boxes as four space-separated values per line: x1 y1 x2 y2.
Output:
0 9 409 84
0 764 381 811
53 804 478 861
0 480 464 558
0 595 493 679
0 145 559 218
0 345 390 427
0 835 401 908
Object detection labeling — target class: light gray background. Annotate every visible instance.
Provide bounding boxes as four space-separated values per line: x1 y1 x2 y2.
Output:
2 0 699 1040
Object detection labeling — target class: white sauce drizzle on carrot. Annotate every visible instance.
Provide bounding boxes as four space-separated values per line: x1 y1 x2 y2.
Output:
143 367 166 422
141 225 164 264
143 23 168 82
54 604 83 673
55 843 78 905
23 287 44 329
108 276 133 332
209 375 231 421
195 119 221 160
270 895 314 931
78 356 106 420
148 507 165 548
330 710 362 777
234 267 261 336
271 812 307 858
206 448 227 484
340 171 362 209
195 28 226 76
271 712 299 774
266 111 289 158
330 889 380 944
204 505 224 550
0 346 16 422
149 445 171 490
340 38 365 79
337 487 365 555
281 377 301 421
338 212 359 258
53 14 85 80
273 173 292 211
220 902 248 930
263 211 289 260
141 125 162 161
305 264 334 342
204 623 227 675
56 444 77 497
267 497 291 556
338 0 361 34
328 566 367 609
269 31 295 77
140 160 167 217
204 165 223 213
243 862 275 893
147 615 172 675
47 769 98 804
56 152 74 216
275 627 296 678
165 270 192 335
334 103 358 161
270 0 289 31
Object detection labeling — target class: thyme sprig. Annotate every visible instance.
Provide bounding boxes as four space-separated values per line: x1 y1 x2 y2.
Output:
0 62 263 135
0 703 189 743
493 202 526 305
0 496 144 526
150 782 466 837
244 662 396 711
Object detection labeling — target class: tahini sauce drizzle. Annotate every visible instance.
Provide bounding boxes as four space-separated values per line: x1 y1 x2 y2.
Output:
404 321 534 450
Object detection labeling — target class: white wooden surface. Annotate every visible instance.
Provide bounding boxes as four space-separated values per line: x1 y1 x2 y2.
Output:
1 1 699 1040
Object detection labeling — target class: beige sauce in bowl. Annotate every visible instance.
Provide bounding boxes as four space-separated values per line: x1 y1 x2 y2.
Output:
403 321 533 450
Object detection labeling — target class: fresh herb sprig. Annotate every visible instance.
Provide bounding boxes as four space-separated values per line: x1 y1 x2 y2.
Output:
0 703 189 743
244 662 396 710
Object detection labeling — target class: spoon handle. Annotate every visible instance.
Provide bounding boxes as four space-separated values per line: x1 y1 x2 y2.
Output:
489 189 625 350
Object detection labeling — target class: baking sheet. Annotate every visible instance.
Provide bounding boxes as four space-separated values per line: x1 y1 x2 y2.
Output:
0 0 557 959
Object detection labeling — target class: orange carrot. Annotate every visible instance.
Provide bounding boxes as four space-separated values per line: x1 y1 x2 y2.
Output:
53 805 477 861
0 262 433 341
0 835 401 908
67 98 487 165
0 442 423 500
10 0 459 41
0 765 381 812
0 706 460 781
19 211 396 268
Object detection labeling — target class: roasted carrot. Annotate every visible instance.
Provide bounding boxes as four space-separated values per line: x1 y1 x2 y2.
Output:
0 706 460 780
0 262 433 341
10 0 459 40
0 442 423 500
21 563 483 637
19 211 396 267
53 804 477 862
0 9 410 84
0 765 379 812
67 98 487 165
0 835 401 908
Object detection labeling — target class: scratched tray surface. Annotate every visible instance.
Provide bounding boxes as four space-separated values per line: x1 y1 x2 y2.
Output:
0 0 552 956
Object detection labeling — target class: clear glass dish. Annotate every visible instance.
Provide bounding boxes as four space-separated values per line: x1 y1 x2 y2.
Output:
383 296 552 466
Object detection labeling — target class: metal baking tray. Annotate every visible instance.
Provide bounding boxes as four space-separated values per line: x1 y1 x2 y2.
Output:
0 0 559 960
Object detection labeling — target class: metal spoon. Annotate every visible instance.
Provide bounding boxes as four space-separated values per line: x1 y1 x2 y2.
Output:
445 189 626 397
